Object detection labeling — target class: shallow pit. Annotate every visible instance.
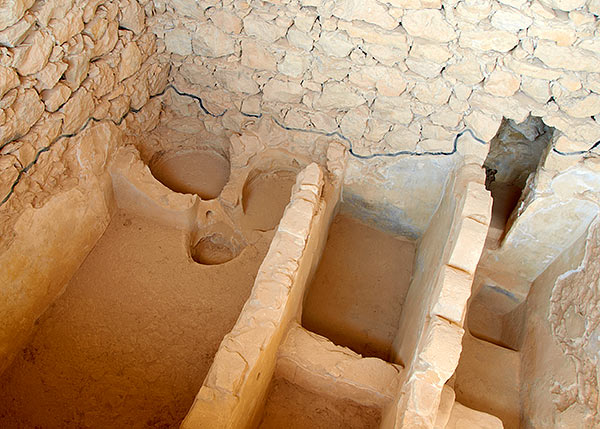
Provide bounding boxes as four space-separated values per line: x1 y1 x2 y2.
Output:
0 211 272 428
242 168 298 231
302 214 416 361
258 377 382 429
149 149 230 199
191 223 246 265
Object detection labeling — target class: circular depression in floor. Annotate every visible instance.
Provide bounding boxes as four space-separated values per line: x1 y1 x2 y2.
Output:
150 150 230 199
242 169 299 231
191 223 246 265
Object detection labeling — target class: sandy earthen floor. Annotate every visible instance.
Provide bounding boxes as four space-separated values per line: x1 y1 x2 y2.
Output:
0 210 272 428
302 215 416 361
258 377 382 429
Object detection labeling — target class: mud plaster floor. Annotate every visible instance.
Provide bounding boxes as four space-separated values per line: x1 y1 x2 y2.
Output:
302 215 416 361
0 210 272 428
258 377 382 429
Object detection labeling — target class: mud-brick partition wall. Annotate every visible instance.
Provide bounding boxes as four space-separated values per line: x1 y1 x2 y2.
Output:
382 162 493 428
181 143 347 428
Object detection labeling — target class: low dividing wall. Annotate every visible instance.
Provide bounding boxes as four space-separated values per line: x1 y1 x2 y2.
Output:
384 163 493 428
181 151 345 428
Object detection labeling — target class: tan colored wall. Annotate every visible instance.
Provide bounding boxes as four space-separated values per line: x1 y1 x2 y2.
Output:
181 153 345 428
384 163 492 428
0 0 167 375
521 216 598 428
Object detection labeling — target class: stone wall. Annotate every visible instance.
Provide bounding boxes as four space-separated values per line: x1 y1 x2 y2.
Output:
0 0 168 374
149 0 600 237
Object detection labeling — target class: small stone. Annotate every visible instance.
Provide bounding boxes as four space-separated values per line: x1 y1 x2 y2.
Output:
208 9 242 34
412 79 451 105
459 30 518 52
538 0 586 11
192 23 235 58
484 69 520 97
287 26 313 51
556 94 600 119
0 13 33 47
60 88 95 134
464 110 502 141
375 68 407 97
170 0 204 19
119 0 145 35
215 69 259 95
34 61 68 91
118 42 142 81
0 65 19 98
11 30 53 76
444 59 483 84
317 31 354 58
534 41 600 72
49 8 84 45
244 13 287 44
164 28 192 56
402 10 456 43
340 105 369 139
278 51 308 78
0 0 35 31
41 83 71 112
241 40 277 71
521 77 551 104
332 0 398 31
527 22 576 47
490 8 532 32
503 55 562 80
314 81 365 110
262 78 304 103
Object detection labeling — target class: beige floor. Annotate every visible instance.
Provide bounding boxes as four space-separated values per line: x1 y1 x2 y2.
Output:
258 377 382 429
302 215 416 361
0 210 272 428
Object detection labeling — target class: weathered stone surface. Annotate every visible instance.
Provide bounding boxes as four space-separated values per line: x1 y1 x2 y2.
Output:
192 23 235 58
332 0 398 31
0 0 35 31
402 10 456 43
340 105 369 139
262 79 304 103
521 76 551 104
170 0 204 19
490 8 532 32
0 13 33 47
528 22 576 47
0 88 44 144
118 42 142 81
278 51 308 78
538 0 586 11
484 69 520 97
119 0 145 35
241 40 277 71
314 82 365 110
164 28 192 56
49 8 83 45
215 69 259 95
338 20 407 50
287 26 313 51
317 31 354 58
534 41 600 72
0 65 19 98
464 110 502 141
459 30 518 52
60 88 94 134
208 9 242 34
556 94 600 119
413 79 451 105
41 83 71 112
372 96 413 124
244 13 287 44
444 59 483 84
503 56 562 80
12 31 53 76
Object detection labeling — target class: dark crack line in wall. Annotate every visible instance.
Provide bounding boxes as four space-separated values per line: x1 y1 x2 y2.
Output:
2 84 599 207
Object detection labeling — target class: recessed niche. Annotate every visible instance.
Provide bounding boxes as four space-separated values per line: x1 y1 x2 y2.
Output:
191 223 246 265
242 168 299 231
149 149 230 199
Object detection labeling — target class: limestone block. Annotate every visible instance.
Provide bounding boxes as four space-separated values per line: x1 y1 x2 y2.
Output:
375 68 407 97
33 61 67 91
60 88 94 134
85 60 116 98
192 23 235 58
521 76 551 104
119 0 145 35
430 108 462 128
455 0 492 23
337 22 406 53
364 42 407 66
552 134 590 154
204 347 247 394
170 0 204 19
402 10 456 42
372 96 413 124
464 110 502 142
117 42 142 82
497 0 528 7
459 30 518 52
446 402 504 429
262 78 304 103
434 385 456 429
0 88 44 144
243 12 287 43
412 79 451 105
215 69 259 95
208 9 242 34
0 13 33 47
503 56 561 80
278 51 308 78
448 217 488 275
340 105 369 139
241 40 276 71
0 65 19 98
287 26 313 51
410 41 451 64
538 0 586 11
314 81 365 110
406 58 443 78
332 0 398 31
528 22 576 47
484 69 520 97
386 128 420 151
48 8 83 45
556 94 600 119
490 8 532 32
277 198 315 241
93 20 118 58
12 30 53 76
0 0 34 31
388 0 442 7
535 40 600 72
431 265 473 326
317 31 354 58
444 59 483 85
579 39 600 56
41 83 71 112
